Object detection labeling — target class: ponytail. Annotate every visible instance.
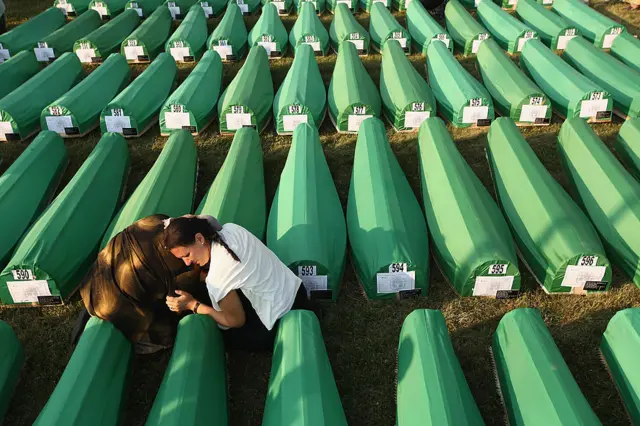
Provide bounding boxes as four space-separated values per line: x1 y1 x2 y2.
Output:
163 216 240 262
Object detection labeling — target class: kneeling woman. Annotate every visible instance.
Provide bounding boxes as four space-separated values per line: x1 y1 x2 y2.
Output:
164 216 307 351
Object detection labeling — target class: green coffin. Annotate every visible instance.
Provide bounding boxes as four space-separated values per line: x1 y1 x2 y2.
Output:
0 321 24 423
328 3 369 54
294 0 326 13
53 0 93 16
327 0 355 13
165 4 208 62
369 3 410 53
206 3 248 61
445 0 491 56
89 0 130 18
552 0 625 49
73 9 140 63
0 51 42 100
228 0 262 15
125 0 166 17
515 0 579 51
359 0 390 12
615 118 640 180
33 9 102 63
610 33 640 74
0 8 66 58
289 2 329 55
476 0 537 54
407 1 453 55
263 0 293 15
199 0 228 17
120 5 172 61
248 4 289 58
165 0 200 19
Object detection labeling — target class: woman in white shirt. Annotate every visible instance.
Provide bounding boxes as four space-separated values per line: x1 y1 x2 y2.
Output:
163 215 307 351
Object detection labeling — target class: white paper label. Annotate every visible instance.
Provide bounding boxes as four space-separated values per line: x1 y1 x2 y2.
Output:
462 106 489 124
377 271 416 294
168 4 181 18
520 105 548 122
404 111 430 128
603 33 620 49
472 38 487 54
170 47 191 62
34 47 56 62
348 114 373 132
92 5 109 17
226 113 252 130
258 41 277 55
580 98 608 118
76 48 97 63
0 49 11 62
433 34 451 48
124 45 145 60
202 5 213 16
473 276 515 296
213 45 233 58
543 0 552 4
283 114 309 132
517 32 535 51
557 35 575 50
7 280 51 303
46 116 74 134
238 3 249 12
12 269 35 281
348 39 365 50
165 112 191 129
300 275 328 297
391 36 407 48
561 265 606 287
57 3 74 14
0 121 14 137
133 7 143 16
272 1 286 10
303 41 321 51
105 115 132 133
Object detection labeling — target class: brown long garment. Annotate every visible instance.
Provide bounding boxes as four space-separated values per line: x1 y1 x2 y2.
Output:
80 215 211 346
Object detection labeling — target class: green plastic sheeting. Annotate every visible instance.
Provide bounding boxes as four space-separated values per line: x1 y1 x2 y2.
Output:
327 0 355 13
229 0 261 14
418 119 520 297
328 42 380 133
101 53 177 137
53 0 92 16
520 39 613 121
146 315 227 426
295 0 326 13
558 118 640 287
101 130 197 247
273 44 326 135
369 3 410 53
0 321 23 423
329 3 369 54
34 10 102 63
426 41 494 128
0 8 66 58
492 308 601 425
196 128 266 240
165 5 208 62
248 4 289 58
0 51 41 100
477 39 551 124
476 0 537 54
89 0 130 18
42 54 130 137
601 308 640 424
199 0 227 17
360 0 390 12
488 118 611 293
206 3 248 61
564 37 640 119
0 132 68 268
217 46 273 134
125 0 165 17
289 3 329 55
121 5 172 62
262 310 347 425
347 118 429 299
33 318 132 426
397 310 484 425
263 0 293 15
267 124 346 300
552 0 625 49
616 118 640 179
407 1 452 55
165 0 200 19
0 53 82 141
515 0 579 51
160 51 222 135
73 9 140 63
380 40 435 131
610 33 640 74
0 133 129 306
445 0 491 56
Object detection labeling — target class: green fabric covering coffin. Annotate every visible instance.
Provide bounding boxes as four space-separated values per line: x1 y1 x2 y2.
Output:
267 124 346 300
248 4 288 58
0 132 68 269
492 308 602 425
0 8 66 59
89 0 130 18
160 51 223 135
445 0 491 56
380 40 435 131
217 46 273 134
369 3 410 53
327 0 355 13
165 4 208 62
33 9 102 63
73 9 140 63
563 37 640 119
558 118 640 287
426 41 494 128
397 310 484 425
391 0 414 11
552 0 625 49
601 308 640 425
263 0 293 15
0 133 129 306
120 5 172 62
610 33 640 74
360 0 390 13
206 3 248 61
487 118 611 294
262 310 347 426
33 318 132 426
477 40 551 125
295 0 326 13
101 53 177 137
520 39 613 122
329 4 369 54
347 118 429 299
165 0 200 19
196 128 266 240
0 321 24 424
228 0 261 15
53 0 92 16
328 42 380 133
476 0 537 54
101 130 197 247
42 54 131 137
0 51 42 100
199 0 228 17
515 0 579 51
146 315 228 426
273 44 326 135
616 118 640 179
289 2 329 55
418 119 520 297
0 52 82 142
407 1 453 54
125 0 166 17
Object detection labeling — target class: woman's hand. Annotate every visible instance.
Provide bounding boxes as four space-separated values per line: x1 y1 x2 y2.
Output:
166 290 197 313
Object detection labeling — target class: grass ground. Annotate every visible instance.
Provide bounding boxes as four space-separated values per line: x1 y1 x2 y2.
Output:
1 0 640 424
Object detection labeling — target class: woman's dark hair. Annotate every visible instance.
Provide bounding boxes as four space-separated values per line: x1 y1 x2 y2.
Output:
163 217 240 262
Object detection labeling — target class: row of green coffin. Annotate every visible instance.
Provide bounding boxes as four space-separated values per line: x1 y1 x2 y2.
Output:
4 307 640 424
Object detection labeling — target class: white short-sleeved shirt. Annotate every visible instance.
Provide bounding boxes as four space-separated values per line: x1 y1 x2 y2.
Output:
205 223 302 330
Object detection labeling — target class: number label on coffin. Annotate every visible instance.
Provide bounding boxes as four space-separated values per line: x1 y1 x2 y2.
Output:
377 270 416 294
473 275 515 297
76 48 97 63
433 34 451 48
92 2 109 17
348 38 365 51
603 28 623 49
165 109 192 130
520 98 548 123
580 93 609 119
389 263 408 273
472 34 489 54
105 110 133 133
462 99 489 124
46 115 75 135
517 32 536 52
201 2 214 17
124 44 145 61
405 103 429 128
7 280 52 304
12 269 35 281
561 256 606 287
258 39 277 56
283 114 308 132
0 43 10 62
213 43 233 59
170 46 194 62
488 264 507 275
226 106 252 130
390 33 407 49
557 29 577 50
